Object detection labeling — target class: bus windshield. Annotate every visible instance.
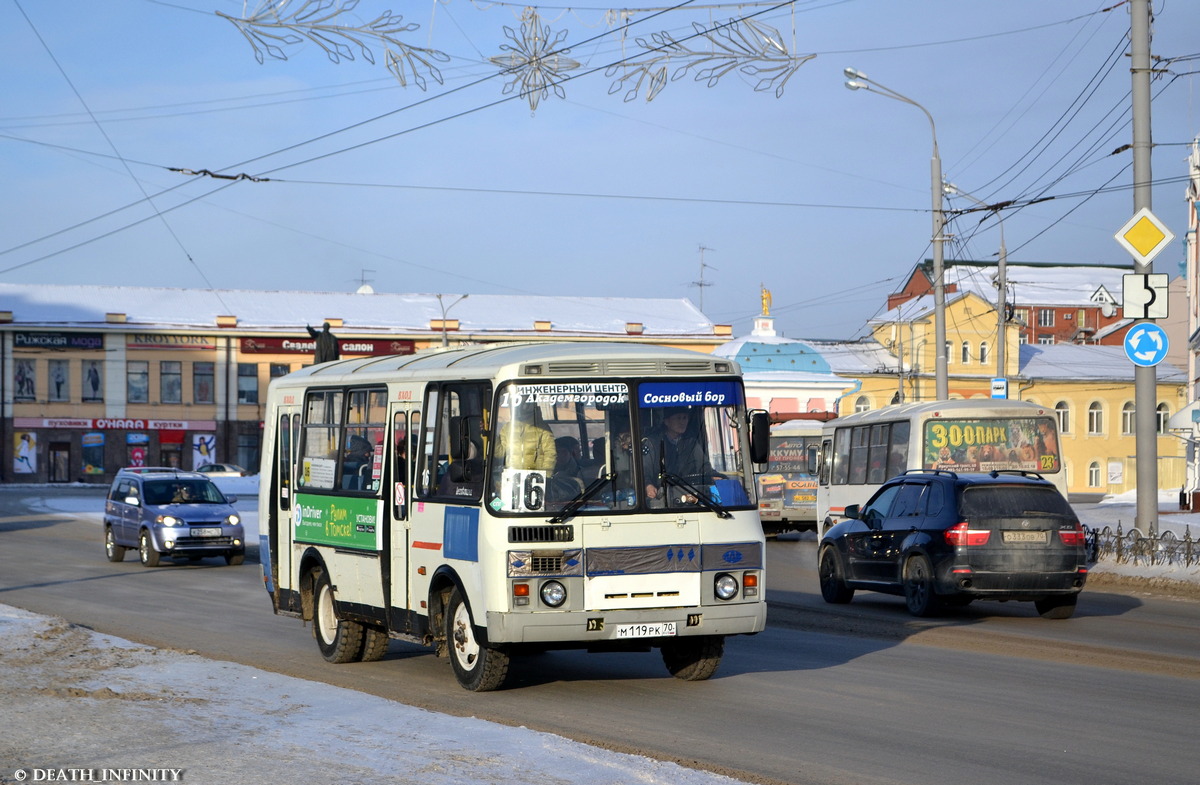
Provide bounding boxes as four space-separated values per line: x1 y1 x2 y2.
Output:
487 379 753 516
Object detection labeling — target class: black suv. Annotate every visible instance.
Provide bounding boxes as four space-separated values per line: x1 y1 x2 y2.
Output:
818 470 1087 618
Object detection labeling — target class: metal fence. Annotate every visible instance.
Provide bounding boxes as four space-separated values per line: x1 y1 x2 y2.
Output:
1087 524 1199 568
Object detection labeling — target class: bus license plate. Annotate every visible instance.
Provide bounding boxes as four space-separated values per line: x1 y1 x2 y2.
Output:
191 527 222 538
614 622 676 639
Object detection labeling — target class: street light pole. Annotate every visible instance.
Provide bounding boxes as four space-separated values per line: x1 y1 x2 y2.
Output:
845 67 948 400
944 183 1008 380
435 293 469 347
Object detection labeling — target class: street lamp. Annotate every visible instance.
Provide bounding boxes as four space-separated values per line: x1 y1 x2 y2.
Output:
845 67 948 400
435 293 469 347
944 183 1009 380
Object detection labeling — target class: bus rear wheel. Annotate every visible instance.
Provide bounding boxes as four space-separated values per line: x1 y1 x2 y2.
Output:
661 635 724 681
445 587 509 691
314 572 364 664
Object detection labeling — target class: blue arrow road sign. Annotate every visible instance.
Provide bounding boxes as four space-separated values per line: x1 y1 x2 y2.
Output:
1124 322 1170 367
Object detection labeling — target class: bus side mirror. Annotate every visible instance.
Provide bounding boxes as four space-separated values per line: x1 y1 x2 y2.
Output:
807 446 819 475
749 410 770 464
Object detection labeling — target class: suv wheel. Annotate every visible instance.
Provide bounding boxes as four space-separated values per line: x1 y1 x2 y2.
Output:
225 552 245 566
818 546 854 604
904 555 940 617
139 531 161 567
104 527 126 562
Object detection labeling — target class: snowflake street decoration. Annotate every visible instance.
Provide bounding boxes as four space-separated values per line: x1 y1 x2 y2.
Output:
218 0 449 90
489 8 580 112
606 18 815 102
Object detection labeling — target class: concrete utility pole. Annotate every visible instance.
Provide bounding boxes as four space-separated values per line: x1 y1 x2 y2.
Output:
844 68 948 399
1131 0 1158 534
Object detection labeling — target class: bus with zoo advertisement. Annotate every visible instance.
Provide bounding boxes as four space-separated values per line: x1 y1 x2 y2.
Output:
815 399 1064 538
258 342 770 691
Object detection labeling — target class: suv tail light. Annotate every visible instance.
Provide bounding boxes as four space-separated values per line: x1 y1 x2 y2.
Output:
1058 523 1085 546
945 522 991 547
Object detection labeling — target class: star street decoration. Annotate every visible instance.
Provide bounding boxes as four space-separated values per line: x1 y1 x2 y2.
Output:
219 2 815 106
489 8 581 113
218 0 449 90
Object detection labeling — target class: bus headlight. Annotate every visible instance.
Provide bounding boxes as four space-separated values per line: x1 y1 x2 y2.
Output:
540 580 567 607
714 573 739 601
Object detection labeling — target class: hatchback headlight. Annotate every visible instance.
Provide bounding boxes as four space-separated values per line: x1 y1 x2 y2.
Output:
156 515 184 527
714 573 739 601
225 514 241 526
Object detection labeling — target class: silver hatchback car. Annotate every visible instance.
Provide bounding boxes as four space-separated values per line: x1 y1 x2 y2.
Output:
104 467 245 567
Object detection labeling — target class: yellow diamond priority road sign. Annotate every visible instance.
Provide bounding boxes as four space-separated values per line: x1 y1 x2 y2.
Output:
1115 207 1175 265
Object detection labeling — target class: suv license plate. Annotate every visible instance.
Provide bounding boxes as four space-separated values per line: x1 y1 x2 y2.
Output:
614 622 676 639
191 527 222 538
1002 530 1048 544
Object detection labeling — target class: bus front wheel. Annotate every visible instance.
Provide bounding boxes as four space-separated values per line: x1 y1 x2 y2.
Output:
661 635 724 681
314 572 365 664
445 587 509 692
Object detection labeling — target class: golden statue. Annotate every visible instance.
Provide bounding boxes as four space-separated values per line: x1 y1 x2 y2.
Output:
760 286 772 316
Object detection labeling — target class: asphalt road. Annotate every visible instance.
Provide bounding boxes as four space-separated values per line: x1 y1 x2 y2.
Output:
3 487 1199 785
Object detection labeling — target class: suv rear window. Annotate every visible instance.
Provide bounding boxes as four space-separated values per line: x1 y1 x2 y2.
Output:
960 485 1073 518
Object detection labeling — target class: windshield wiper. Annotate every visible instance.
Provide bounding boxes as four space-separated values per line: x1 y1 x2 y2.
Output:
548 472 614 523
659 472 732 519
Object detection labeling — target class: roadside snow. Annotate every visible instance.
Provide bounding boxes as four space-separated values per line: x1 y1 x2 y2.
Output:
0 604 747 785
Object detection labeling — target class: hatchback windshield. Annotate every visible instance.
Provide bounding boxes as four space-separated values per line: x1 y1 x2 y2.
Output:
143 479 226 506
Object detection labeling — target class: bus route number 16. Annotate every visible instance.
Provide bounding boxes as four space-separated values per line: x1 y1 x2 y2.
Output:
501 469 546 512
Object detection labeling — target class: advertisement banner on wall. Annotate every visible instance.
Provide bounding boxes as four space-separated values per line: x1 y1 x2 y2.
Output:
14 432 37 474
82 433 105 475
192 433 216 470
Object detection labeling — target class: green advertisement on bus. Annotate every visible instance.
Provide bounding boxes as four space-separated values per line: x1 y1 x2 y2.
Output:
923 417 1060 474
294 493 381 550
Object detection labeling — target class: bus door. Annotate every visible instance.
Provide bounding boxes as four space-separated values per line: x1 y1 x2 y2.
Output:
269 403 301 611
385 399 418 630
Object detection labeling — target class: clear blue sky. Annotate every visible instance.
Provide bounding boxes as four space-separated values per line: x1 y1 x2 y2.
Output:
1 0 1197 339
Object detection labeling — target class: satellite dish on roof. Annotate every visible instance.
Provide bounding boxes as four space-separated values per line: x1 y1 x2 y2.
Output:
1101 302 1115 318
356 284 375 294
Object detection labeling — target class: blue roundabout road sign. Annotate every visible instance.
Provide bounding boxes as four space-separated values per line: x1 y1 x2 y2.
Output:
1124 322 1170 367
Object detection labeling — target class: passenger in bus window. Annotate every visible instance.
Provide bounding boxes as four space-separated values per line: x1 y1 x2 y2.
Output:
495 400 556 473
548 437 587 502
642 407 718 505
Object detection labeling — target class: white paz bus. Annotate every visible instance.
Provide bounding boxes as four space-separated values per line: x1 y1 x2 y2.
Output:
815 399 1065 538
259 342 770 691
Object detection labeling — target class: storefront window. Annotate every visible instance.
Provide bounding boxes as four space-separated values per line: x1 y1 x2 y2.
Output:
161 361 182 404
194 362 214 404
49 360 69 402
127 362 149 404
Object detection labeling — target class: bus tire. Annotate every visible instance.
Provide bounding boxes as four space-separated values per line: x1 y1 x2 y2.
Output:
139 531 160 567
818 546 854 604
446 587 509 691
314 572 365 664
360 625 390 662
661 635 724 681
104 527 126 562
904 555 941 617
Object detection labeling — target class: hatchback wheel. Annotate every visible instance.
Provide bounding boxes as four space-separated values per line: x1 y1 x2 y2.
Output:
139 532 160 567
104 527 126 562
904 555 940 617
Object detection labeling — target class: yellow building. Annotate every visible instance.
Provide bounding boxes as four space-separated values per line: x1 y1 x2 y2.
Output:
860 290 1186 496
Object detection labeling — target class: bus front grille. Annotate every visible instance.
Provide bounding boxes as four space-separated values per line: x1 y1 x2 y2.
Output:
509 524 574 543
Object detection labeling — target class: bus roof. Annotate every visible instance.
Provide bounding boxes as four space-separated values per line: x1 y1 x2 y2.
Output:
271 341 743 386
830 399 1053 428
